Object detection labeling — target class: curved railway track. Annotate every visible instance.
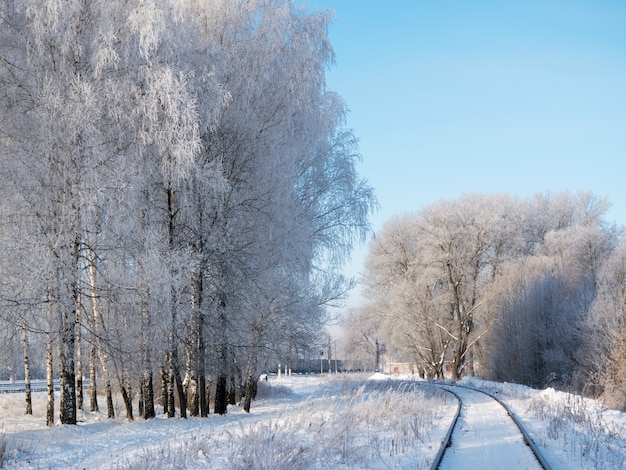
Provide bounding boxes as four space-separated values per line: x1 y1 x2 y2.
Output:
429 383 552 470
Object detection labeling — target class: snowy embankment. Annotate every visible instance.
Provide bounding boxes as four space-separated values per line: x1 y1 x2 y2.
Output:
459 376 626 469
0 374 454 469
1 374 626 469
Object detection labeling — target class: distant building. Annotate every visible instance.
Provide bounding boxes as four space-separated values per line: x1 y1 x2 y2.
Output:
386 362 417 375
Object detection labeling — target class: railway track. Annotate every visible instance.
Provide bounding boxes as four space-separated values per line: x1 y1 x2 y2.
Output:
429 383 552 470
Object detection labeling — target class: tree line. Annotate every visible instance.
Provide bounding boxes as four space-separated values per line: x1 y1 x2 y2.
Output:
0 0 376 424
347 191 626 409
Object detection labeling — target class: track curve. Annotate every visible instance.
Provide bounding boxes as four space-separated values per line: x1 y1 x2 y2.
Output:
429 386 461 469
429 383 551 470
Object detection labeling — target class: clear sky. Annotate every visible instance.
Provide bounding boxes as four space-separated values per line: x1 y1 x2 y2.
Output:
306 0 626 309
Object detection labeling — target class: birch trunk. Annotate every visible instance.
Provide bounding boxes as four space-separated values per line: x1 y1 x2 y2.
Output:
22 324 32 415
197 281 207 417
161 366 169 416
185 334 198 416
138 379 144 418
166 187 186 419
89 344 98 413
84 238 135 420
104 372 114 419
214 374 227 415
166 349 175 418
214 291 228 415
199 374 207 418
142 369 155 419
138 185 156 420
121 315 134 421
187 273 205 417
167 327 187 418
86 249 114 418
243 325 262 413
228 374 238 406
243 362 256 413
187 373 199 417
141 301 155 419
76 288 83 412
46 295 54 427
58 300 77 425
119 380 133 421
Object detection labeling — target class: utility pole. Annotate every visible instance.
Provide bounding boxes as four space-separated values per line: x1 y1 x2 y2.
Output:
327 334 332 375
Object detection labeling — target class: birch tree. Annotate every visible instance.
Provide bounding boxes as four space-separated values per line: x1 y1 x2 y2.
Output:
0 0 375 422
0 0 210 423
177 0 375 414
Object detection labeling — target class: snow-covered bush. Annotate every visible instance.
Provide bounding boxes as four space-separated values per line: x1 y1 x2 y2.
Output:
255 380 293 400
227 418 319 470
98 376 450 470
226 380 447 469
528 391 626 468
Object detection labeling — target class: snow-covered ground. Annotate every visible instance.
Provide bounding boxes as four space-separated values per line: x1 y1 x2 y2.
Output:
0 373 625 469
436 385 542 469
459 376 626 469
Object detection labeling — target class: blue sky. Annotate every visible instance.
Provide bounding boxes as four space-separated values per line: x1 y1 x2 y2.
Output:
306 0 626 308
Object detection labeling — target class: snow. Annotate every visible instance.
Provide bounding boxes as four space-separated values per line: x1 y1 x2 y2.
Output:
437 385 541 469
459 376 626 469
1 374 625 469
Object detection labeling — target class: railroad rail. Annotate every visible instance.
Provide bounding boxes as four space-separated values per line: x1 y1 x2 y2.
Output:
429 384 461 469
428 382 552 470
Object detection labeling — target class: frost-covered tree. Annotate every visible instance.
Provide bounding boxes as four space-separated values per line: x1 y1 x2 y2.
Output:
0 0 121 425
580 243 626 407
342 306 387 372
358 215 429 374
0 0 209 423
360 195 516 379
355 191 616 388
177 0 375 414
485 195 617 389
0 0 375 423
